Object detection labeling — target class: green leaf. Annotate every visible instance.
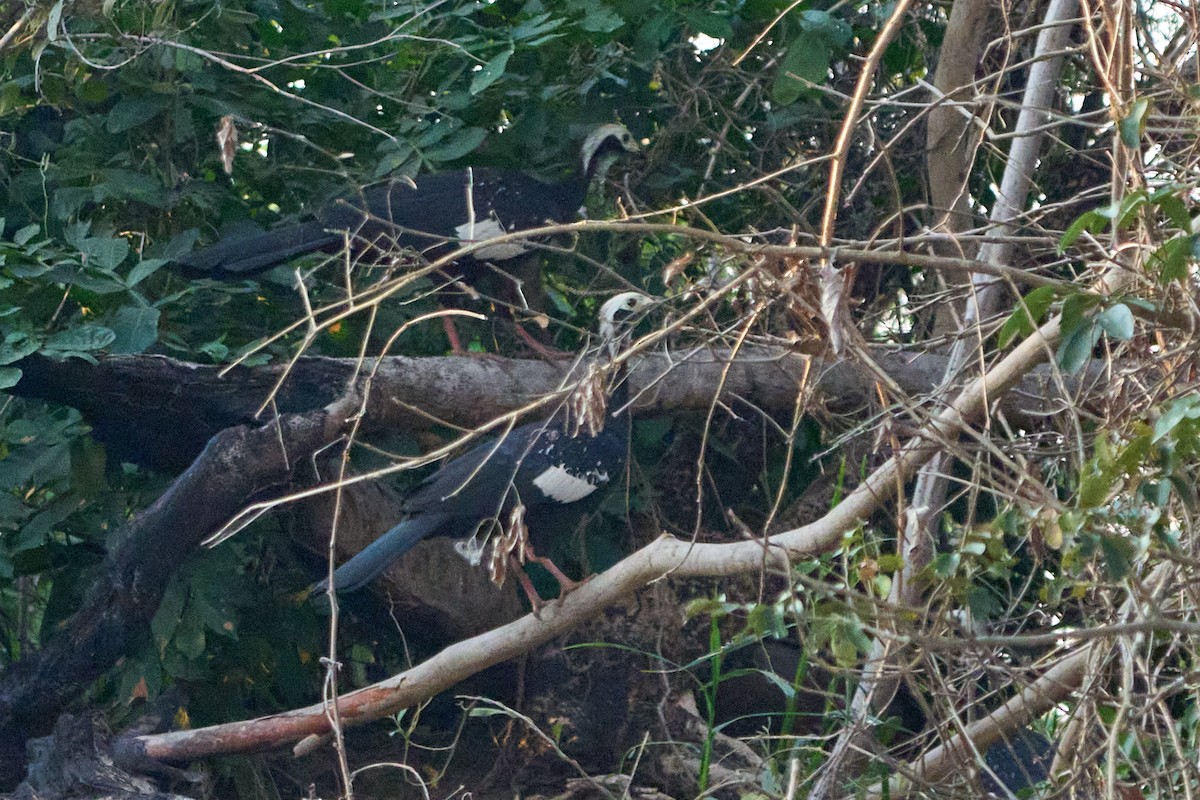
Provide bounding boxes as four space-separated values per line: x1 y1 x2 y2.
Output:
95 169 166 205
470 49 513 95
1060 292 1101 335
44 325 116 355
754 668 798 699
468 706 513 718
1058 210 1106 252
773 31 830 105
190 592 237 639
576 0 624 32
682 10 733 40
125 258 167 288
1150 235 1196 284
997 285 1058 347
109 306 160 354
1095 303 1134 341
56 266 125 294
199 339 230 362
106 94 171 134
1056 321 1101 375
153 579 187 644
1098 535 1134 580
416 120 462 148
799 10 853 47
831 634 858 668
77 236 130 271
961 539 987 556
0 332 40 365
1078 466 1115 509
1154 396 1200 442
1112 432 1152 474
0 367 22 389
174 618 206 660
371 141 417 179
162 230 201 261
967 585 1002 619
1152 192 1190 229
1114 191 1149 230
51 188 92 222
1167 474 1198 511
13 224 41 246
424 127 487 162
45 0 63 42
1118 98 1149 149
512 13 566 42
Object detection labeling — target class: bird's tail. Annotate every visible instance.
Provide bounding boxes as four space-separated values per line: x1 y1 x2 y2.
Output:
311 515 445 594
178 222 342 277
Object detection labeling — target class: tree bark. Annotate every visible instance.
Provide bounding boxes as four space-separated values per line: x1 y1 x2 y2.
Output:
10 348 1109 472
0 395 357 790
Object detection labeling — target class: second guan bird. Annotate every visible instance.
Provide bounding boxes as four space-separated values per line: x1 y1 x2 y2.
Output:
314 291 655 609
180 125 638 343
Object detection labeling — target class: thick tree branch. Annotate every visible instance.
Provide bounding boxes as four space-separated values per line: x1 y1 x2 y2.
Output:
10 347 1107 473
117 293 1069 767
0 394 358 789
925 0 991 335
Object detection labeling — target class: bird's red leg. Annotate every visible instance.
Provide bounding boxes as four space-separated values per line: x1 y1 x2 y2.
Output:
524 544 589 598
510 555 547 617
442 316 467 356
512 322 570 360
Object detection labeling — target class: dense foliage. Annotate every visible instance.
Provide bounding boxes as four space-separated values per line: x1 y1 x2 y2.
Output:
2 0 1200 797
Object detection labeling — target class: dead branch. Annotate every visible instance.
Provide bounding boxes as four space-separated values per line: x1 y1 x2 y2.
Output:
115 284 1068 766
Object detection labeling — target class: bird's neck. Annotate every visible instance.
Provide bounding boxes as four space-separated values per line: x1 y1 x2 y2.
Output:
606 359 630 416
584 150 622 186
567 145 622 202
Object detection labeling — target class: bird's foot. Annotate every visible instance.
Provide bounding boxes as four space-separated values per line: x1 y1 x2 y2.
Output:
511 559 549 618
528 553 591 599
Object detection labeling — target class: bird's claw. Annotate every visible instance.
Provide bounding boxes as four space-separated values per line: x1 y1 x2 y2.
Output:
510 552 591 617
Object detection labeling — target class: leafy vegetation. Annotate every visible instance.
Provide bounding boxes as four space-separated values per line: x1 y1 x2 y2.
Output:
2 0 1200 797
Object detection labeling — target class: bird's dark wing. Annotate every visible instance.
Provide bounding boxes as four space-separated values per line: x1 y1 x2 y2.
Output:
402 416 626 521
177 220 343 276
179 167 585 277
348 170 585 252
315 418 624 594
314 512 449 593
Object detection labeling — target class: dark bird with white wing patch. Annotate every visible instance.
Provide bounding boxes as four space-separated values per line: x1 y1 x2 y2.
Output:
314 291 655 609
179 124 639 353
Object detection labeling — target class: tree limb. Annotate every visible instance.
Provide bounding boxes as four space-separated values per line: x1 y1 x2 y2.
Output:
116 296 1068 766
10 346 1109 472
0 394 358 789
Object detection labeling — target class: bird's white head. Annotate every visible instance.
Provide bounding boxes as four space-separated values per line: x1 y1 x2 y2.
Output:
581 123 639 181
598 291 655 354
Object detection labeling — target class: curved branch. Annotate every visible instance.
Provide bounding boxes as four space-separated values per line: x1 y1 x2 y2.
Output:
0 394 358 788
118 299 1066 765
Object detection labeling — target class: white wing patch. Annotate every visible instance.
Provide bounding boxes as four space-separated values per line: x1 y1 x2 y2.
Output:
454 216 530 260
533 464 607 503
